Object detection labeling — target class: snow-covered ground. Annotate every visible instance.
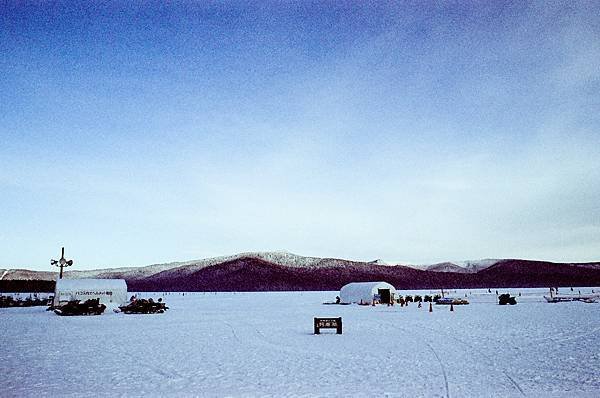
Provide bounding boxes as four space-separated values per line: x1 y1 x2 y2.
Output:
1 288 599 397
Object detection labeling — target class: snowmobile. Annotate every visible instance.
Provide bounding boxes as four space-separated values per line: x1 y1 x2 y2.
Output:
498 294 517 305
119 298 168 314
434 297 469 305
543 289 600 303
53 298 106 316
0 295 47 308
0 295 16 308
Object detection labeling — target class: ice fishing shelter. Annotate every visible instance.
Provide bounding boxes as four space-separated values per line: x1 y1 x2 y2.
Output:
340 281 397 305
53 279 128 307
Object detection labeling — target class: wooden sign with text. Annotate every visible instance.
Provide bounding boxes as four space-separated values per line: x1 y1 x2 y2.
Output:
314 317 342 334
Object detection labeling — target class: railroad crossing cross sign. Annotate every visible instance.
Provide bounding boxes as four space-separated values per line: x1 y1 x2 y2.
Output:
51 247 73 279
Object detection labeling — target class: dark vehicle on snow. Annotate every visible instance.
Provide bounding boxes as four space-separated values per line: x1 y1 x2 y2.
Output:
119 298 168 314
1 295 48 308
53 298 106 316
498 294 517 305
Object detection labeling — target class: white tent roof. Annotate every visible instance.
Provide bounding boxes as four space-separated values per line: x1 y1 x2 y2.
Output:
56 278 127 290
339 281 396 304
54 278 128 306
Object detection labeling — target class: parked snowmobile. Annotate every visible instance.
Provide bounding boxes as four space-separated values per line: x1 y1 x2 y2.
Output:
119 298 168 314
53 298 106 316
1 295 48 308
498 294 517 305
0 295 16 308
434 297 469 305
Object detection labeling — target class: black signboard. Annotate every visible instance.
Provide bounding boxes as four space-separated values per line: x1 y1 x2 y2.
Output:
314 317 342 334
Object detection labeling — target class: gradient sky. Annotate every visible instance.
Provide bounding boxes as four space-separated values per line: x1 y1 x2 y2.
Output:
1 1 599 270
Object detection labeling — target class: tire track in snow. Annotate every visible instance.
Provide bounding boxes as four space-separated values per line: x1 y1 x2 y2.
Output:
375 318 450 397
248 322 333 363
379 311 526 398
233 318 351 368
124 348 193 388
440 330 522 395
522 325 600 347
504 373 526 396
226 319 360 395
222 321 240 343
425 341 450 398
414 322 526 396
448 332 525 396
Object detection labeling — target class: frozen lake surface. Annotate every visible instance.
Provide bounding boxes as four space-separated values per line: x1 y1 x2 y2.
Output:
2 288 599 397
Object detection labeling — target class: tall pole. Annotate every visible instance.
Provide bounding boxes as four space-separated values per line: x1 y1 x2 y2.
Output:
51 247 73 279
60 247 65 279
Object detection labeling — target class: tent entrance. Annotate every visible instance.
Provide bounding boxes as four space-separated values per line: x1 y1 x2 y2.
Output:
378 289 391 304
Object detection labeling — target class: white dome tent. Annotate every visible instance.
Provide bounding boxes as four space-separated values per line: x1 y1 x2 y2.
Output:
339 281 397 305
53 278 128 308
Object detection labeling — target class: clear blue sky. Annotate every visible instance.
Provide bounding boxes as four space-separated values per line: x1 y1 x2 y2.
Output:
1 1 599 270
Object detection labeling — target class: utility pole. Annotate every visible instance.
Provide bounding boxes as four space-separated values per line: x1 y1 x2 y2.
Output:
51 247 73 279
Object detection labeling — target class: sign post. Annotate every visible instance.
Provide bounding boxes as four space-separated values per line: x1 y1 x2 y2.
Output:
314 317 342 334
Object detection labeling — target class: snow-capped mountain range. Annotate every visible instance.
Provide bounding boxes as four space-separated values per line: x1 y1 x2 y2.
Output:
2 251 599 283
410 259 502 273
1 251 380 280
